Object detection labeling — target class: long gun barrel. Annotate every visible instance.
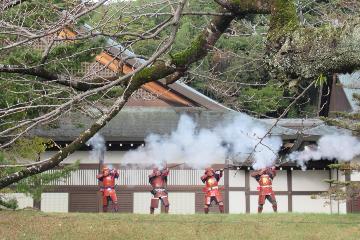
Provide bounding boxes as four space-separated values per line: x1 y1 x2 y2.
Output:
215 165 242 171
167 163 185 169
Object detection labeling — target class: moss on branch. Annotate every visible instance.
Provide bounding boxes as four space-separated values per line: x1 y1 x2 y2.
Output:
170 35 207 66
268 0 299 42
126 62 175 94
170 12 234 67
221 0 271 14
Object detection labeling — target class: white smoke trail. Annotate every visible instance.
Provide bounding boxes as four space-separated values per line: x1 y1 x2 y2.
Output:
121 114 282 169
288 135 360 170
86 133 106 162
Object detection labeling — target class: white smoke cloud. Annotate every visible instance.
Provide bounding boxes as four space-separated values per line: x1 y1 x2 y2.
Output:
86 133 106 162
288 135 360 170
121 114 282 169
217 115 282 170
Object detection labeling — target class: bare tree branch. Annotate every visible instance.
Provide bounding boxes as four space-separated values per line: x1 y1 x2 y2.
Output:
0 0 109 51
1 0 28 11
0 0 190 186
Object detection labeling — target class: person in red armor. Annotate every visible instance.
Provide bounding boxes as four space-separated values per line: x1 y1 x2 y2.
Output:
251 166 277 213
201 167 224 214
148 167 170 214
96 167 119 212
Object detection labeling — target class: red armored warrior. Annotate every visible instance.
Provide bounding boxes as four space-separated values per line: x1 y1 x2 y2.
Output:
96 167 119 212
201 167 224 214
148 167 170 214
251 166 277 213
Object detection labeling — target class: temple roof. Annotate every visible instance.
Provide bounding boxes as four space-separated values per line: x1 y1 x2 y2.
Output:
79 24 229 110
30 107 350 142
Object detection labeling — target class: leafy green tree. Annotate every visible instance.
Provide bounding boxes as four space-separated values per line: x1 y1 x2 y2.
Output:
239 82 290 117
0 152 18 210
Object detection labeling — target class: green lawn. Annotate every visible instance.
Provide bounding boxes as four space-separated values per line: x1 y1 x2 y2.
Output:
1 211 360 240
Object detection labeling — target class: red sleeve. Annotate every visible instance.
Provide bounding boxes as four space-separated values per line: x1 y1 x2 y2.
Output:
201 175 207 183
270 170 277 178
113 170 119 179
250 171 260 178
96 174 103 181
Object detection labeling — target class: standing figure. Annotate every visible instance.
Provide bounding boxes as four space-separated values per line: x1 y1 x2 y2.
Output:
251 166 277 213
201 167 224 214
96 167 119 212
149 167 170 214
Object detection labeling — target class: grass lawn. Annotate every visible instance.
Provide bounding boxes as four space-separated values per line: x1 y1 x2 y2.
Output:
1 211 360 240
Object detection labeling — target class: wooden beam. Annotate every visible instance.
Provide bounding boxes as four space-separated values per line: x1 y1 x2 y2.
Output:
287 169 293 212
95 52 121 72
224 161 230 213
245 169 250 213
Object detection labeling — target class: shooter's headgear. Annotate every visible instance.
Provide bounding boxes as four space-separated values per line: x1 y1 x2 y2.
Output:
205 167 214 175
102 167 110 175
153 167 161 176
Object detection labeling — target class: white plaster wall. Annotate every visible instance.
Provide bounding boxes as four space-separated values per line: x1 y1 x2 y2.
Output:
229 191 246 213
330 169 336 180
133 192 160 214
339 201 347 214
292 170 329 191
350 157 360 181
330 199 347 214
350 171 360 181
2 193 33 209
133 192 195 214
41 193 68 212
330 169 342 181
292 195 331 213
229 170 245 187
250 170 287 191
250 195 288 213
167 192 195 214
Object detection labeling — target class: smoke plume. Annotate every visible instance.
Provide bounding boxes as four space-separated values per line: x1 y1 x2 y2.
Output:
121 114 282 169
288 135 360 170
86 133 106 162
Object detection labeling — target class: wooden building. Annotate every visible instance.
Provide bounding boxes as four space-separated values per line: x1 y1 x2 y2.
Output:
3 26 360 214
5 108 358 214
